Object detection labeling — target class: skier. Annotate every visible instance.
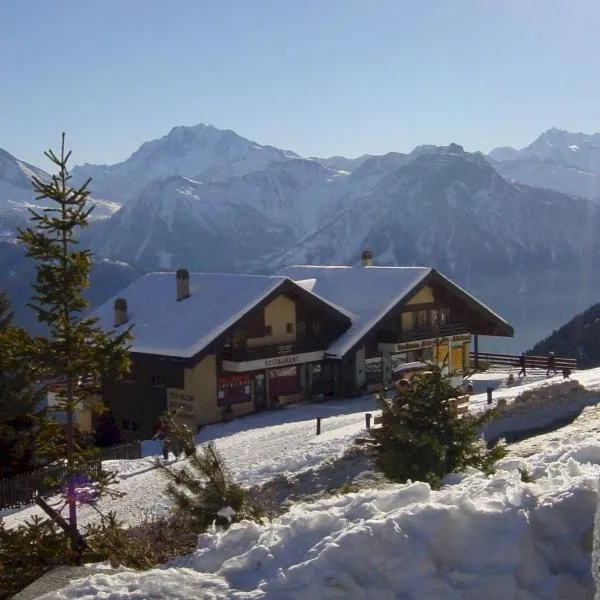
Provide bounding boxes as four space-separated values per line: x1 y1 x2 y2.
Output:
517 352 527 378
546 352 558 377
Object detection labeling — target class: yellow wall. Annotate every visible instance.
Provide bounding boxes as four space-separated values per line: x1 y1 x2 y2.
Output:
247 294 297 347
177 354 258 428
434 340 449 367
451 345 463 374
181 354 219 426
401 312 413 330
406 285 434 305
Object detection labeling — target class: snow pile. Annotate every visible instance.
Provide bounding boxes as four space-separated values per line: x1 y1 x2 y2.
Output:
483 380 600 444
40 433 600 599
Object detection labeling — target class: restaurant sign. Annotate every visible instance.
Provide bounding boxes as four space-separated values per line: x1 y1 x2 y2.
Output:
222 350 325 373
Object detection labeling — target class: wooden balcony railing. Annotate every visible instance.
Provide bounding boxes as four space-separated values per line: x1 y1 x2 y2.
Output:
379 322 471 344
221 337 331 363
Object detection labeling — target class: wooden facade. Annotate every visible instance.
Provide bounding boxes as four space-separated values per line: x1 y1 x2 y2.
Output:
102 283 351 440
100 268 512 441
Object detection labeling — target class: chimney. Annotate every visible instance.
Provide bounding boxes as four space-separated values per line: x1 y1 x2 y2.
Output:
176 268 190 301
361 249 373 267
114 298 128 327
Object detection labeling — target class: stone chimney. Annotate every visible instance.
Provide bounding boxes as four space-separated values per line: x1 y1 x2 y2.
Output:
114 298 128 327
361 249 373 267
176 268 190 301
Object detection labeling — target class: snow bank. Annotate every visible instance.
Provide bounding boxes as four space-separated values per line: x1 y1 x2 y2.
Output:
484 380 600 444
40 431 600 600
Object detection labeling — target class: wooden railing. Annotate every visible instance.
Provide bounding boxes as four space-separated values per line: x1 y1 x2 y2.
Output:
470 352 577 371
379 322 471 344
221 338 330 362
0 441 141 511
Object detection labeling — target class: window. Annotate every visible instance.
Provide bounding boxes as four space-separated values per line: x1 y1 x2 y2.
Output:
415 310 429 328
265 325 273 336
151 375 165 387
296 321 306 338
439 307 450 325
285 322 294 334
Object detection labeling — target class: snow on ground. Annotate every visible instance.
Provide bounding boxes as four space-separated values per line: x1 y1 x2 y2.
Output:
2 396 378 528
12 368 600 599
38 398 600 599
7 368 600 530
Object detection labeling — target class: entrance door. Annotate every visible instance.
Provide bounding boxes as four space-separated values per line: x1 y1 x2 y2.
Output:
253 373 267 411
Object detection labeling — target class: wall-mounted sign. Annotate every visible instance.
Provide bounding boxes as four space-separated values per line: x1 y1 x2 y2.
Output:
222 350 325 373
167 389 195 422
451 334 471 343
217 374 252 406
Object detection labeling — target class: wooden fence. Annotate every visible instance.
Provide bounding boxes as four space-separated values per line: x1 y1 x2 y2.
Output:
470 352 577 371
0 441 142 511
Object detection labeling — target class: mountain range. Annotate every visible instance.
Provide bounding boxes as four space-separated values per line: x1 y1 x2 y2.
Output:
3 124 600 350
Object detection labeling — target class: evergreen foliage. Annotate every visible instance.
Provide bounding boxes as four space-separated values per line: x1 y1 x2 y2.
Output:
16 135 132 549
0 290 58 478
0 516 71 598
159 442 259 532
529 303 600 369
370 365 506 487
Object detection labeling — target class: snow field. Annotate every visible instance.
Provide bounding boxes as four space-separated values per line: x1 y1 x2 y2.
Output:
40 423 600 599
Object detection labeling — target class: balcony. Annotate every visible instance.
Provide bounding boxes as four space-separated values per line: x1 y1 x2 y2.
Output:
379 322 471 344
220 337 331 363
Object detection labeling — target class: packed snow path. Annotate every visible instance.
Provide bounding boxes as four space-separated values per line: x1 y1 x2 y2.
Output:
6 368 600 530
3 397 378 528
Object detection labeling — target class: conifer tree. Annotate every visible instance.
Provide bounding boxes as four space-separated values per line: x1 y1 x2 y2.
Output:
17 134 132 550
0 290 48 477
370 364 505 487
159 442 256 531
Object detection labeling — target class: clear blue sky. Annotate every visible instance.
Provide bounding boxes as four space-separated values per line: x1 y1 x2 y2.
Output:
2 0 599 167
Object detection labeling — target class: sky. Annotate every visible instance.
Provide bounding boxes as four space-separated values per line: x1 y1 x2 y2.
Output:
1 0 600 167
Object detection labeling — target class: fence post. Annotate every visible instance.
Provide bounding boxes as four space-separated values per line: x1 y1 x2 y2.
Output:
316 417 322 436
365 413 372 430
486 386 493 405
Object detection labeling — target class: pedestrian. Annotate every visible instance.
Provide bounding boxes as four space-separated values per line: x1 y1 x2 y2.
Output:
546 352 558 377
518 352 527 378
162 437 171 460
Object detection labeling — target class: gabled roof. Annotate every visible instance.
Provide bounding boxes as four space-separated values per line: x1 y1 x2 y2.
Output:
281 265 513 358
281 266 432 358
91 272 351 359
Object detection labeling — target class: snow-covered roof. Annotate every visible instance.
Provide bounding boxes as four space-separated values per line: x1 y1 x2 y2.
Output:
280 265 432 358
281 265 512 358
91 272 350 359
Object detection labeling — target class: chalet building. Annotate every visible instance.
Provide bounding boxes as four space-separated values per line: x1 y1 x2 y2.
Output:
92 252 513 440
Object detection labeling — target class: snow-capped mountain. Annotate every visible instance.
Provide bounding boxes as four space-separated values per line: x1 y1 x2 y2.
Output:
0 146 120 234
71 124 300 204
85 158 348 270
275 145 600 274
489 128 600 201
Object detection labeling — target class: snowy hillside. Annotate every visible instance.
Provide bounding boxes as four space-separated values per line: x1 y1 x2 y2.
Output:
18 368 600 599
489 128 600 202
85 159 348 270
0 146 120 228
71 124 300 203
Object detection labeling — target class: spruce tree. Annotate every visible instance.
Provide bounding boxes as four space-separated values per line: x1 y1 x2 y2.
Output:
17 134 132 550
0 290 60 477
370 364 505 487
159 442 255 532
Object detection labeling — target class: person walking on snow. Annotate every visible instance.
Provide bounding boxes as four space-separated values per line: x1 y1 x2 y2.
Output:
518 352 527 378
546 352 558 377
